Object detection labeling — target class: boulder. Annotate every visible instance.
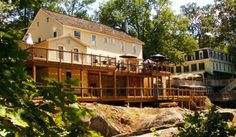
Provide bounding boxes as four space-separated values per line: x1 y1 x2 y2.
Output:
218 111 234 121
90 115 120 137
81 111 120 137
142 108 184 129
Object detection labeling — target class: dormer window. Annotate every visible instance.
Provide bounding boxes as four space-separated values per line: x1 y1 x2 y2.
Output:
91 35 96 46
74 31 81 39
53 31 57 37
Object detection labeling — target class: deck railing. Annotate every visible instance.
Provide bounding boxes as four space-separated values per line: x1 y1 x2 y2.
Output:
25 47 171 73
60 86 207 100
208 93 236 101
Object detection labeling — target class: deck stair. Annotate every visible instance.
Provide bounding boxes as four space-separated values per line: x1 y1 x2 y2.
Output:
220 79 236 93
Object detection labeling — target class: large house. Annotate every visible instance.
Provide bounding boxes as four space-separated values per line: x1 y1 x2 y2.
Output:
20 9 206 109
170 48 236 107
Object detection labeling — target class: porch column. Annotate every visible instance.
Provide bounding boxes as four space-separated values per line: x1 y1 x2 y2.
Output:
58 67 61 82
33 65 36 82
114 71 117 97
140 76 143 97
156 76 158 98
162 76 166 96
148 77 150 96
99 72 102 97
80 70 83 97
126 76 129 96
151 76 154 96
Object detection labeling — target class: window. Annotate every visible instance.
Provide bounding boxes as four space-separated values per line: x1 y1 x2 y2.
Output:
46 17 49 22
38 37 41 43
184 55 188 61
176 66 182 73
104 37 108 44
67 39 70 44
120 42 125 52
57 46 64 60
132 44 137 54
213 63 215 70
199 51 203 59
184 66 189 72
170 67 174 73
74 31 81 39
53 31 57 37
199 63 205 70
209 50 212 58
37 22 39 27
91 35 96 46
111 38 115 45
191 64 197 71
74 48 79 61
66 71 71 80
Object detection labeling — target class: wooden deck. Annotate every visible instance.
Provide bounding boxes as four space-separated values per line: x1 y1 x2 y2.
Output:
25 47 207 109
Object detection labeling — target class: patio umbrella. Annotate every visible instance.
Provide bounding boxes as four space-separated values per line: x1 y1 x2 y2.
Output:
119 53 137 59
150 54 168 62
142 59 155 64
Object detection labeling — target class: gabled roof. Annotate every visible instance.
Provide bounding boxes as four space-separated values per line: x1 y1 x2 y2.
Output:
41 9 144 45
46 35 90 48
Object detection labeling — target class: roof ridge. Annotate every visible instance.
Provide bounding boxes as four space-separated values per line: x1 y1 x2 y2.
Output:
40 8 143 44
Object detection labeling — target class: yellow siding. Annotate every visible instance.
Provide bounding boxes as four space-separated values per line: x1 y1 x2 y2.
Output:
48 67 59 80
63 26 143 60
47 37 87 63
26 9 63 43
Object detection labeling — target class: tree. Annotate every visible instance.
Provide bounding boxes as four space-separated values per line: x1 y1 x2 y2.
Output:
145 6 198 63
177 106 236 137
60 0 96 19
99 0 198 63
0 1 100 136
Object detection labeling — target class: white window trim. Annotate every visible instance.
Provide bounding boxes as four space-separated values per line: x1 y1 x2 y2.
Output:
132 44 137 54
73 47 80 62
91 35 96 46
57 45 64 60
120 42 125 52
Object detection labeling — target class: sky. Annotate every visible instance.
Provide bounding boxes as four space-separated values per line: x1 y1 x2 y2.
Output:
90 0 214 15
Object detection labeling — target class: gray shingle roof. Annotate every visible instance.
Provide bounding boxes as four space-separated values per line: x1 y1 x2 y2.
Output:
42 9 143 44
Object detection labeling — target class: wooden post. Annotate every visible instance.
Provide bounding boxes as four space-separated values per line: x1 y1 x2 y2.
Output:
91 53 93 65
127 76 129 97
140 76 143 97
140 102 143 108
46 49 48 62
71 50 73 64
114 71 117 97
151 76 153 96
156 76 158 98
80 70 83 97
148 77 150 96
99 72 102 98
32 47 34 61
58 67 61 82
33 65 36 82
99 54 101 67
81 53 84 65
